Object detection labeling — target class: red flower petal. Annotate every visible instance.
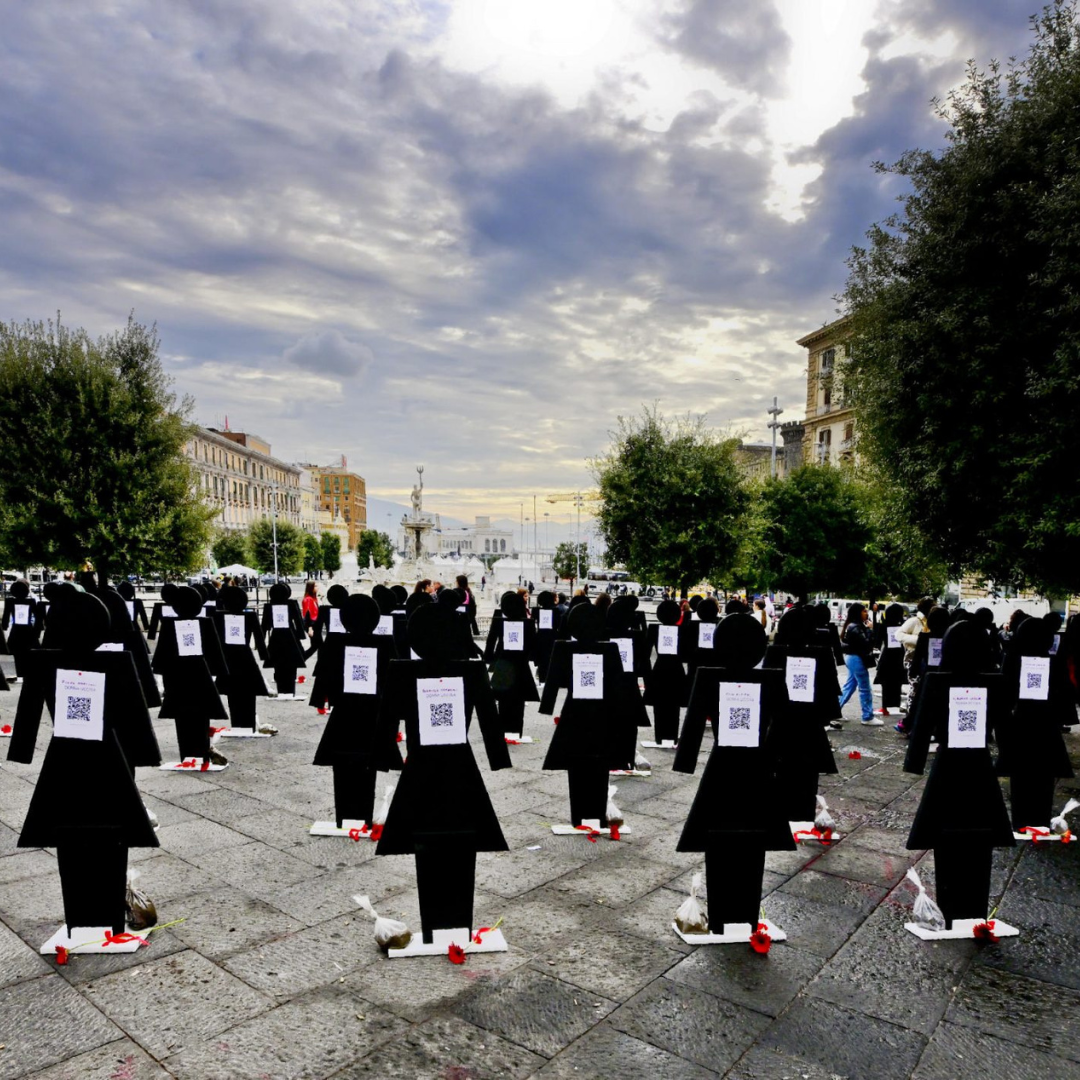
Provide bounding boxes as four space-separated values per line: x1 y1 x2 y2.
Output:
297 675 306 683
972 921 999 943
448 943 466 964
609 826 621 841
348 829 362 842
749 923 772 954
369 824 383 842
396 731 404 742
2 724 13 734
848 751 862 760
553 715 560 725
55 945 69 965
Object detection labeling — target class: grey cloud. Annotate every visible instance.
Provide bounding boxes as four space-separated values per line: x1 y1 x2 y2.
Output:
283 330 373 377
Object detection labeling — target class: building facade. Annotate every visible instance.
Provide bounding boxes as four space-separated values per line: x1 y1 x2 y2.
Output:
185 427 302 531
434 516 514 557
798 316 856 468
301 458 368 551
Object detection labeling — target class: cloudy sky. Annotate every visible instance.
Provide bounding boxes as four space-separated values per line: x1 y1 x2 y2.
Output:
0 0 1040 525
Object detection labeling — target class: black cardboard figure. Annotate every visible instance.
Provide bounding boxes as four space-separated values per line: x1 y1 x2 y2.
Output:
762 607 840 827
672 614 795 943
643 599 689 747
372 603 511 954
683 597 720 687
153 586 230 770
261 582 307 698
997 616 1075 833
146 582 180 641
606 596 651 760
813 603 846 667
2 580 41 681
531 590 560 684
370 585 400 651
6 589 160 955
437 587 481 661
116 580 150 632
99 586 161 710
539 605 635 833
309 585 352 712
311 594 402 836
214 586 273 737
873 602 908 715
489 591 539 742
903 620 1018 938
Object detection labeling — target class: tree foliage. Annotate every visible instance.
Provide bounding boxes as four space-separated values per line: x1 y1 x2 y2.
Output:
357 529 395 569
249 517 305 577
592 407 748 592
552 541 589 584
0 315 215 581
211 529 250 569
303 533 323 576
842 1 1080 594
320 531 342 575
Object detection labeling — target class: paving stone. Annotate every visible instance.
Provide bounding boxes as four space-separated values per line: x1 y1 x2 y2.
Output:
230 807 381 868
186 839 317 892
533 1022 720 1079
1008 841 1080 908
492 887 615 957
81 949 272 1058
911 1020 1080 1080
153 817 252 859
739 889 869 960
168 786 276 824
808 839 918 889
125 850 227 904
253 861 413 928
21 1039 174 1080
166 885 305 960
764 997 927 1080
945 965 1080 1062
0 913 51 987
606 977 773 1073
0 864 64 937
844 824 924 859
0 974 123 1080
474 846 582 899
553 854 682 908
453 968 617 1058
136 770 218 799
335 1015 546 1079
0 819 23 857
49 929 188 988
725 1046 854 1079
0 848 56 885
163 985 409 1080
975 890 1080 992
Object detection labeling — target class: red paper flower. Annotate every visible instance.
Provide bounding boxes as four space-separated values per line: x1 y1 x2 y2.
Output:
369 824 384 842
297 675 306 683
973 920 999 943
448 943 466 964
317 707 328 716
1062 831 1074 844
1 724 12 734
848 751 862 760
200 760 210 772
609 826 621 841
749 922 772 954
55 945 69 965
553 715 560 725
396 731 404 742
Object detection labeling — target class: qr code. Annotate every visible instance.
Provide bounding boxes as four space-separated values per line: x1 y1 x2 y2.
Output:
1027 672 1043 690
66 697 91 722
728 707 751 730
182 633 196 648
580 671 597 688
430 701 455 727
957 709 978 732
352 664 369 683
508 632 520 644
229 626 242 639
791 674 808 690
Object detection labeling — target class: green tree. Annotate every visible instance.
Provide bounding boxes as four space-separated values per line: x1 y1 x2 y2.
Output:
592 407 748 594
357 529 395 569
552 541 589 586
842 1 1080 594
303 532 323 576
249 517 305 577
320 531 342 576
748 465 871 603
0 315 215 583
212 529 250 569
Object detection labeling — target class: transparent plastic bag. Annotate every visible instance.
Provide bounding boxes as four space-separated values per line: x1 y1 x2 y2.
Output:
674 872 709 935
634 751 651 773
905 867 945 931
369 780 396 840
1051 797 1079 835
814 794 836 834
353 894 412 952
605 784 624 828
125 869 158 931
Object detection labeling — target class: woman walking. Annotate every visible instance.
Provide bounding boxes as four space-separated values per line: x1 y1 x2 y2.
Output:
839 602 880 726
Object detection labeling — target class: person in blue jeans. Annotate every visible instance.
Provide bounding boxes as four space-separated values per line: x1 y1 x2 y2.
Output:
839 602 882 726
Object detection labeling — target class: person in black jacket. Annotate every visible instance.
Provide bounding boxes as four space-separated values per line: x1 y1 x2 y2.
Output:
838 603 879 725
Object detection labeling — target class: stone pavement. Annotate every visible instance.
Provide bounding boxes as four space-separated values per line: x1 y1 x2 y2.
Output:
2 658 1080 1079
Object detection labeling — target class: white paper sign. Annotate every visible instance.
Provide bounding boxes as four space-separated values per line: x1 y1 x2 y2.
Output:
503 621 524 652
161 606 176 619
928 637 944 667
95 642 123 652
125 600 135 621
417 676 466 745
948 686 988 748
785 656 816 703
374 614 394 636
716 682 762 747
572 653 604 699
224 614 246 644
54 668 106 742
175 619 203 657
886 626 901 649
272 604 289 629
344 645 378 695
328 608 345 634
203 600 216 611
13 605 30 626
1019 656 1050 701
456 605 467 614
657 627 679 656
539 609 554 630
1050 633 1061 657
697 623 715 650
610 637 633 673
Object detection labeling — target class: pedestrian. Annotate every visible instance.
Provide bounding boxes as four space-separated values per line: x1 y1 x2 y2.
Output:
838 602 880 725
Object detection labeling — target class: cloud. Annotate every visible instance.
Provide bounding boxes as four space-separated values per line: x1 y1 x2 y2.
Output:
282 330 373 377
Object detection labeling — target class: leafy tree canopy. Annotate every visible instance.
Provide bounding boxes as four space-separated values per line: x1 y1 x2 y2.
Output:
320 531 342 574
303 532 323 575
842 1 1080 594
249 517 305 577
552 541 589 584
357 529 395 569
592 407 748 592
212 529 250 570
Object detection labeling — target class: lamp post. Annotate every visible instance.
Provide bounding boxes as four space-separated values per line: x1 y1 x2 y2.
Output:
270 480 280 580
767 396 783 479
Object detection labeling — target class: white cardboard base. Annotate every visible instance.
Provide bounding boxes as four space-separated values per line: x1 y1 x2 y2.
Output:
672 919 787 945
905 917 1019 940
551 821 631 836
271 693 301 701
40 924 143 955
790 820 841 843
1014 829 1072 842
504 734 535 743
159 759 229 772
217 728 273 739
388 926 508 958
609 768 651 777
309 819 369 837
0 731 11 739
641 740 677 749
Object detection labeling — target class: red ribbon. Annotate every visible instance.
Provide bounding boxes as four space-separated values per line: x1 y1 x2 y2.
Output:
103 930 147 947
395 731 403 742
177 759 198 768
1020 826 1051 843
348 829 362 842
505 738 520 745
609 826 621 841
209 726 227 736
793 828 833 845
575 825 600 842
472 926 492 944
369 824 384 841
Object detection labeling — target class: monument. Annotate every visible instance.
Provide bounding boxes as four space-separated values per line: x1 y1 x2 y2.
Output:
401 465 435 573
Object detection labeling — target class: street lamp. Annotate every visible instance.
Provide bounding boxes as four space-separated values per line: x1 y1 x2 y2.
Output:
767 396 783 479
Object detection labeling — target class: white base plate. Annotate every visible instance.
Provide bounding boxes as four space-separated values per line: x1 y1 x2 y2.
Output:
551 821 631 836
271 693 301 700
309 819 369 837
217 728 273 738
504 734 535 743
1014 829 1073 842
790 820 841 843
388 926 508 959
0 731 10 739
40 924 143 955
609 768 651 777
905 917 1019 940
159 759 229 772
672 918 787 945
641 740 677 749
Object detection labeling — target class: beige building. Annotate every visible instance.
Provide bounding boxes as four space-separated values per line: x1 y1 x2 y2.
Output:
295 468 321 535
798 316 856 468
301 458 368 551
185 427 302 531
